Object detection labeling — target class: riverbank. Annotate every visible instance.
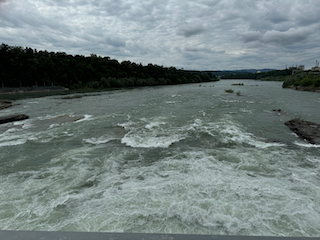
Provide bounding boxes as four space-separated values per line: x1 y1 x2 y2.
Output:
0 86 128 101
281 71 320 92
0 86 67 94
287 85 320 92
0 86 69 100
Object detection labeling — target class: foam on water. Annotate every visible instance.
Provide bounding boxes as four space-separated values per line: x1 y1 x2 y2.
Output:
49 123 60 129
0 112 89 147
218 123 285 148
240 108 253 114
294 141 320 148
0 138 28 147
12 119 30 126
120 117 187 148
1 82 320 236
0 129 30 147
121 129 186 148
1 144 319 235
84 136 117 145
75 114 93 123
220 99 242 103
38 114 68 120
165 101 181 104
186 118 285 149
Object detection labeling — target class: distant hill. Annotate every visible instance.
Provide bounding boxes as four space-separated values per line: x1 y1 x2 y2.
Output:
234 69 276 73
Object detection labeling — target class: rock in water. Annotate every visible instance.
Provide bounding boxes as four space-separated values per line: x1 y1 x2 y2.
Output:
0 100 13 110
0 114 29 124
33 114 85 130
285 119 320 144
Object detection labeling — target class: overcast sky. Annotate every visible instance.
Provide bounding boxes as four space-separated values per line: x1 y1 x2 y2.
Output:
0 0 319 70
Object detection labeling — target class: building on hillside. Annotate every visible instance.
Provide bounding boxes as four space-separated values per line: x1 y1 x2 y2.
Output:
312 60 319 71
288 65 305 75
311 60 319 74
288 65 304 70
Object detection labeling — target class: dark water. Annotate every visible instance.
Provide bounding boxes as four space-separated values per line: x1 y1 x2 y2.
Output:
0 80 320 236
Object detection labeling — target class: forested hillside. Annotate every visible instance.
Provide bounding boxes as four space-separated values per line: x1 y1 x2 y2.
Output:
0 44 217 89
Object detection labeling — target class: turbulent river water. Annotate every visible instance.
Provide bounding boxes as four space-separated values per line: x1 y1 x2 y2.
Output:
1 80 320 237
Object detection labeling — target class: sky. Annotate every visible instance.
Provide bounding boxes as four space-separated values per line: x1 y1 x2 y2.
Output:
0 0 319 70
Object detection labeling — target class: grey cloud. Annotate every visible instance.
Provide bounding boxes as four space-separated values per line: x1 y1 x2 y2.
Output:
105 37 126 48
1 0 320 70
198 0 222 7
177 23 206 37
240 28 313 46
296 8 320 27
239 31 262 43
246 1 320 33
184 46 225 55
94 0 131 16
266 10 289 24
262 28 313 45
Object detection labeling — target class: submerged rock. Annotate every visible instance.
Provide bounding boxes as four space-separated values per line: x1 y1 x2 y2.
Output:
61 95 83 99
0 100 13 110
33 114 85 130
285 119 320 144
0 114 29 124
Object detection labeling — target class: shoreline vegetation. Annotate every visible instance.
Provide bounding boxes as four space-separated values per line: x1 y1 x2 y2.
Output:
261 70 320 92
222 68 320 92
0 43 218 95
220 69 292 80
280 71 320 92
1 43 319 98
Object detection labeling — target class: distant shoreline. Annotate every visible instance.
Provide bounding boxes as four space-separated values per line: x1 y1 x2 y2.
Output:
0 86 69 100
0 86 67 94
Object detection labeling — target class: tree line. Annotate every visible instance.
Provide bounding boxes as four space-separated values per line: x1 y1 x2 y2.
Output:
282 71 320 89
0 44 217 89
220 69 292 80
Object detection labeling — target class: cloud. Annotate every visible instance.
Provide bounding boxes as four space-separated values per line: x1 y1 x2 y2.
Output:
177 23 206 37
0 0 320 70
266 9 289 24
263 28 313 45
184 46 225 55
240 31 263 43
240 28 313 46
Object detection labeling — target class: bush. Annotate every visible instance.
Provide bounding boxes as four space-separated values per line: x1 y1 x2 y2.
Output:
300 77 314 87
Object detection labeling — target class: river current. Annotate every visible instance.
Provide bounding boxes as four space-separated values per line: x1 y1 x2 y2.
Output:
0 80 320 236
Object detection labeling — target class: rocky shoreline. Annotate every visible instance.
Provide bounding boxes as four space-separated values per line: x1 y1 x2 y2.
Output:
288 85 320 93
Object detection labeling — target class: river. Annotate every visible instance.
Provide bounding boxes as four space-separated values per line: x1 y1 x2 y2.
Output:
0 80 320 236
